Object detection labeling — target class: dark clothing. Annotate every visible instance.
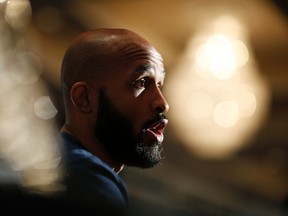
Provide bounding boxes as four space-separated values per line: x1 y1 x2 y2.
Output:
0 132 130 216
57 132 130 215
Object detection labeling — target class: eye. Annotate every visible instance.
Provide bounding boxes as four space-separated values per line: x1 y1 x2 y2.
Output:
133 77 148 89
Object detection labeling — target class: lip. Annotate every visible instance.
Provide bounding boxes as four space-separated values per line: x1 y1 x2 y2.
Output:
145 118 168 143
148 118 168 131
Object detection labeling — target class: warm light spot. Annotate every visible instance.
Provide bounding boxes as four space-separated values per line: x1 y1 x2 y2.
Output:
0 0 63 194
10 52 43 84
4 0 31 30
34 96 58 120
187 92 213 119
231 40 249 67
195 44 210 72
205 34 236 79
159 15 270 159
233 84 257 118
213 101 239 128
195 33 249 81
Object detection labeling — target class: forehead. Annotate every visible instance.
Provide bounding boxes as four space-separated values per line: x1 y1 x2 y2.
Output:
118 43 165 76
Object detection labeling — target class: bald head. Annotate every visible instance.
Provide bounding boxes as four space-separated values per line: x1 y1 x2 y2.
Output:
61 28 153 102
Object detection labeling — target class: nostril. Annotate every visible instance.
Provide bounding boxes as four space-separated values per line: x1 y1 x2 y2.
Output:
156 107 164 114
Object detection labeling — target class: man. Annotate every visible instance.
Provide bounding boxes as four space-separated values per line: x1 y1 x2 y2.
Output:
57 28 169 215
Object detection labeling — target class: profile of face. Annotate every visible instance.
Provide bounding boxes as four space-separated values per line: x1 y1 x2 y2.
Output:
95 88 164 168
94 39 169 168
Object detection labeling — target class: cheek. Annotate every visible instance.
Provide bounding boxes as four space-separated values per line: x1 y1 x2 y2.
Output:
107 88 148 131
123 102 147 132
133 88 145 97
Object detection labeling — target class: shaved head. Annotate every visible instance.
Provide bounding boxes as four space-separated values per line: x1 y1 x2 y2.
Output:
60 28 152 104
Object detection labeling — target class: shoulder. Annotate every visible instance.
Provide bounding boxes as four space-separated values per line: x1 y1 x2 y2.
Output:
58 132 121 184
56 132 130 211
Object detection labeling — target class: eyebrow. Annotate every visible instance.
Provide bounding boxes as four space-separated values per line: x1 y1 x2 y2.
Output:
134 64 166 77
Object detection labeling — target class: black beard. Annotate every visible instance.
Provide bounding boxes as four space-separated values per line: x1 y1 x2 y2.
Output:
94 88 164 168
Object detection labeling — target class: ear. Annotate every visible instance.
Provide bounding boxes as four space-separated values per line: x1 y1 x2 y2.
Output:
70 82 93 113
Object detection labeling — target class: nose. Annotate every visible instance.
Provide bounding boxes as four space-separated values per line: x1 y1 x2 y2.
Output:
152 89 169 114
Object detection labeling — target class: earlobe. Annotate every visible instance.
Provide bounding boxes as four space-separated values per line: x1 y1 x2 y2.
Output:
70 82 92 113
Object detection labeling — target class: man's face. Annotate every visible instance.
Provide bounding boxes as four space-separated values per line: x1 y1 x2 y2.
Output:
95 88 164 168
94 44 169 168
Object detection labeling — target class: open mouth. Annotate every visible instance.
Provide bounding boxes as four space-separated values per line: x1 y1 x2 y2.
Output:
148 118 168 133
145 118 168 143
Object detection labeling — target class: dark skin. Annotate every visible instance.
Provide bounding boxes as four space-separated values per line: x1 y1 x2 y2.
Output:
60 28 169 174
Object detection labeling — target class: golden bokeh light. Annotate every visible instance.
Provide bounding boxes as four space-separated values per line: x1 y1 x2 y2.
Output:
186 92 213 119
165 15 270 159
33 96 58 120
213 100 239 128
0 0 63 194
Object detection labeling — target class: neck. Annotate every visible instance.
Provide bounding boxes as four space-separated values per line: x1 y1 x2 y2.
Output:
60 124 124 174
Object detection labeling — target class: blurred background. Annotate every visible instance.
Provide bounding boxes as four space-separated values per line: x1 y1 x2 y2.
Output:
0 0 288 215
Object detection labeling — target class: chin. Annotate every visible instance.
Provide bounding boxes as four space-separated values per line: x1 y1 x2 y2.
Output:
125 144 164 168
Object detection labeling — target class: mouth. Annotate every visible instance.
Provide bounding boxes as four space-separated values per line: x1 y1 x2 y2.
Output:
144 118 168 143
